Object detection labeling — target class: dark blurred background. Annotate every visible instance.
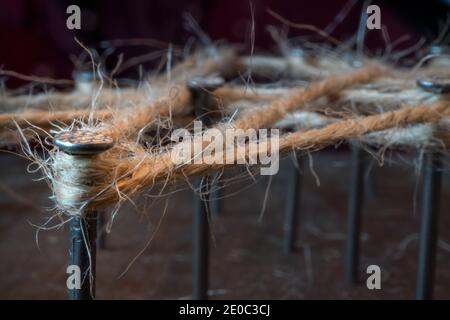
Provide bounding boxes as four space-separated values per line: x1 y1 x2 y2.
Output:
1 0 450 87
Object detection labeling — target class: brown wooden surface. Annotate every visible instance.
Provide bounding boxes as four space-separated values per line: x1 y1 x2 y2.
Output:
0 149 449 299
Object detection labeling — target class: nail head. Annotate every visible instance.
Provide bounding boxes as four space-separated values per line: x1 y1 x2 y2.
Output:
187 76 225 92
429 45 450 55
417 75 450 94
53 129 114 155
72 70 94 82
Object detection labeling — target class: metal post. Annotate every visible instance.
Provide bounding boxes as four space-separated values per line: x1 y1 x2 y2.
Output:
188 76 225 300
68 211 97 300
53 129 114 300
345 145 366 285
415 152 442 300
282 153 302 254
192 176 210 300
414 58 447 299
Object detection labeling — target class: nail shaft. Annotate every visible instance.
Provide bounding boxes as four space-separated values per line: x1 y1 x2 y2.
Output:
345 146 366 285
282 153 302 254
416 152 442 300
192 177 210 300
68 210 97 300
188 77 224 300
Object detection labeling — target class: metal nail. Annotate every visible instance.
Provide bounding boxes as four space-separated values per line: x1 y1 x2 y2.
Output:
345 145 366 286
417 75 450 94
188 76 224 300
429 45 450 55
416 152 442 300
54 128 114 300
73 70 95 94
282 152 302 255
188 76 225 126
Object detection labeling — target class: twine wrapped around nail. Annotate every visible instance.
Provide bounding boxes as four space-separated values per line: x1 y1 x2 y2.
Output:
52 152 116 215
